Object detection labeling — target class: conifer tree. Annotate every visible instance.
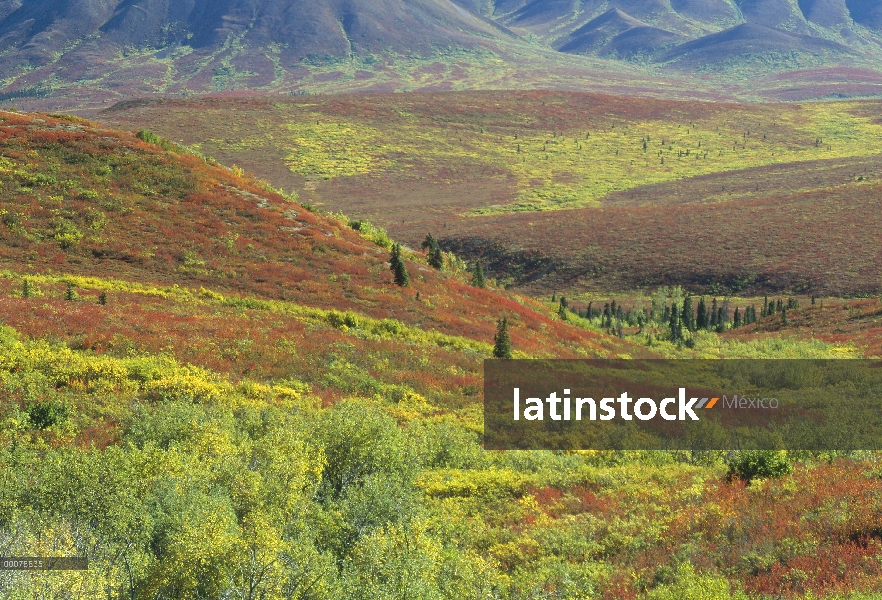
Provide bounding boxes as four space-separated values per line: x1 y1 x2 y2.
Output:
682 296 694 331
98 291 107 306
558 302 569 321
493 316 512 359
471 260 486 288
64 282 77 302
696 297 707 329
669 304 680 341
428 244 444 270
733 307 742 328
421 233 436 251
762 296 769 317
390 244 409 286
22 279 32 299
710 298 719 328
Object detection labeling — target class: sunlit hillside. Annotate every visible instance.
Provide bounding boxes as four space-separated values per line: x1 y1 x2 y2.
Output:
100 92 882 297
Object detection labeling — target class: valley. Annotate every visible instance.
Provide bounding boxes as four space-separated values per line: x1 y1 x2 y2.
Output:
97 90 882 297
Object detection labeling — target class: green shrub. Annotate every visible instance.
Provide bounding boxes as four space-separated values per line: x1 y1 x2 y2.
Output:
26 400 69 430
643 563 738 600
726 450 793 483
136 129 177 152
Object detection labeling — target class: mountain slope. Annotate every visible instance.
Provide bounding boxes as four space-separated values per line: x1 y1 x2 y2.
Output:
495 0 880 69
0 0 511 61
662 23 857 67
0 0 882 106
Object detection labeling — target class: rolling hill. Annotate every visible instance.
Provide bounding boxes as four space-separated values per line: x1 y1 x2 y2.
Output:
97 90 882 297
0 108 629 363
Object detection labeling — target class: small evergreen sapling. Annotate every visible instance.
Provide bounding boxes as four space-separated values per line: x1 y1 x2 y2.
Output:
422 233 444 270
390 244 409 286
471 260 485 288
493 317 512 359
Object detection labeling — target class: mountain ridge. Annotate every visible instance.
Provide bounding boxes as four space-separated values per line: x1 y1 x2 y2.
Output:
0 0 882 106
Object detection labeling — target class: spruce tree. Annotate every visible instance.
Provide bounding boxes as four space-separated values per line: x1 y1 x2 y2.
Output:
669 304 680 341
710 298 719 328
22 279 32 299
472 261 486 288
558 302 569 321
64 282 77 302
390 243 409 286
682 296 694 331
98 291 107 306
733 307 741 328
428 244 444 270
697 297 707 329
493 316 513 359
421 233 436 251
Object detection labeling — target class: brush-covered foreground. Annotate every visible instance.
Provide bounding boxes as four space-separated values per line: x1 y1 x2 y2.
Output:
2 112 882 599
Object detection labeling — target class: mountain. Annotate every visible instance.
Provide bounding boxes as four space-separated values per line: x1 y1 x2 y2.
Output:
0 0 511 60
556 8 684 59
498 0 877 66
0 0 882 107
662 23 856 67
0 0 519 107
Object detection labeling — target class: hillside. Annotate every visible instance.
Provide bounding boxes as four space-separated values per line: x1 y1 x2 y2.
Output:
0 109 634 363
4 111 882 599
2 0 882 107
497 0 882 67
97 91 882 297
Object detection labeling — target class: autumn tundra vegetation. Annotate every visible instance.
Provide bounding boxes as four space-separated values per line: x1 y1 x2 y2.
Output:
99 91 882 298
1 107 882 600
